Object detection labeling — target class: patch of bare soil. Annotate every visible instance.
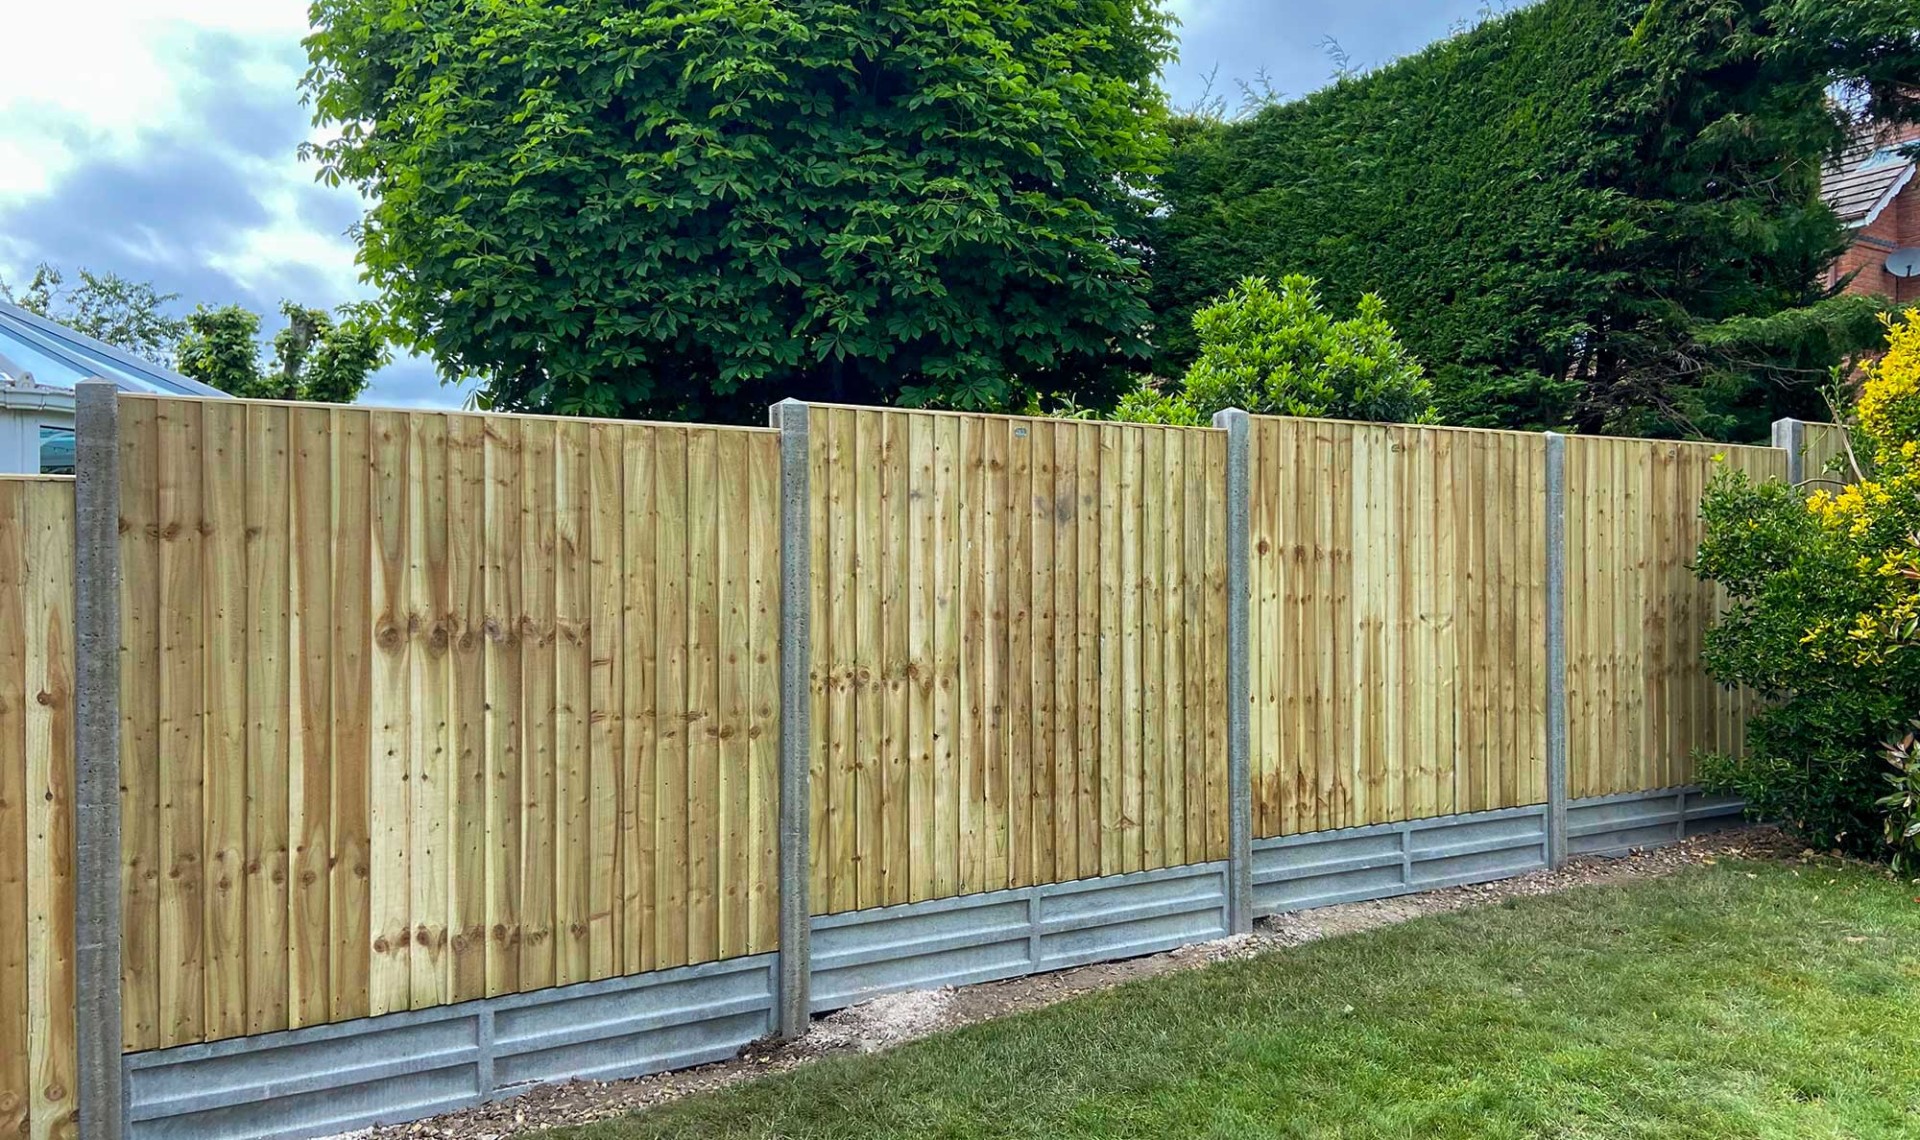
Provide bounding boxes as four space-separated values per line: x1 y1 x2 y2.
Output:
357 826 1798 1140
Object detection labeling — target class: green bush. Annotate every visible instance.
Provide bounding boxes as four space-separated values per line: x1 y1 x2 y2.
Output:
1694 311 1920 860
1113 275 1431 425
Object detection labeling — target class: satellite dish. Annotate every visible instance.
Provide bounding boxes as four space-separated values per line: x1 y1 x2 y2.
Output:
1887 247 1920 280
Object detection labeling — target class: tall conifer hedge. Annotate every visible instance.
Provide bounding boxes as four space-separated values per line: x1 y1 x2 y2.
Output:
1153 0 1920 438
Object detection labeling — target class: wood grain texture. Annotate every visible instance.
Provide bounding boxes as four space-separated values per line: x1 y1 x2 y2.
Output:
107 397 779 1049
1565 437 1782 797
1247 419 1550 837
804 408 1230 914
1 476 79 1140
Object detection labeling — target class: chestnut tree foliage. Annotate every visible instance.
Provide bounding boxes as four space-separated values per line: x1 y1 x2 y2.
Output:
302 0 1176 422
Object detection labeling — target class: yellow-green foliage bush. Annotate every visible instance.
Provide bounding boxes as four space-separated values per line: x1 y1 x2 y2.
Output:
1695 312 1920 862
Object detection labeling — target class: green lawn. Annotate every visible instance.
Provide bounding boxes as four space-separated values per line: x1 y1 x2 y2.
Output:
556 860 1920 1140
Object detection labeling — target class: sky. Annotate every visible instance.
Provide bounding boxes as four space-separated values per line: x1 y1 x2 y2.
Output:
0 0 1504 409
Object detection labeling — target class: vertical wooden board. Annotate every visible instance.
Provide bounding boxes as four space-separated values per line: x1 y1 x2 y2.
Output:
586 423 624 979
746 433 782 951
407 414 453 1009
804 411 831 910
1117 429 1144 873
931 416 960 900
1430 432 1458 818
1677 449 1704 780
1647 446 1675 797
851 414 883 910
328 409 373 1023
715 429 752 959
1245 424 1268 835
1327 426 1356 828
25 481 76 1139
1259 422 1285 837
1139 430 1164 870
823 411 857 915
979 419 1011 890
116 401 160 1051
1525 442 1548 804
1413 431 1443 817
286 407 334 1029
243 404 291 1035
956 416 985 896
156 398 206 1047
1284 423 1312 836
551 422 591 984
517 418 557 988
684 429 721 962
200 401 250 1040
1095 425 1123 877
445 416 488 1002
1159 430 1186 862
619 426 656 971
1403 431 1430 822
1348 428 1380 826
1496 433 1522 809
877 416 910 907
1006 420 1038 888
1050 422 1081 884
905 416 935 903
481 416 524 994
1466 435 1494 811
0 481 30 1136
1563 442 1586 797
365 410 413 1016
1074 425 1102 875
1203 431 1229 858
1623 443 1649 793
1181 430 1208 855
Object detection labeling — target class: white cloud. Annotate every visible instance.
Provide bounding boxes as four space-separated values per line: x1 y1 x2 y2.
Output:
0 0 312 199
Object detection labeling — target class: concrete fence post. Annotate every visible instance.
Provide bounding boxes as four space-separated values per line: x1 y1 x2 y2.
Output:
768 399 812 1037
73 380 124 1140
1212 408 1254 934
1543 431 1569 870
1771 417 1808 487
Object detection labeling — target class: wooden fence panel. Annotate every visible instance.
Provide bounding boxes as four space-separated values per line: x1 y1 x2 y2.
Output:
1565 437 1782 798
1248 419 1549 837
116 397 780 1050
1801 422 1856 487
0 475 77 1140
806 408 1230 914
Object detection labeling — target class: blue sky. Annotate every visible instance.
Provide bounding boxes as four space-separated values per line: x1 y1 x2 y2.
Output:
0 0 1504 408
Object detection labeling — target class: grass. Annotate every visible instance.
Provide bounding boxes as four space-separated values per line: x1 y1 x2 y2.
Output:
554 859 1920 1140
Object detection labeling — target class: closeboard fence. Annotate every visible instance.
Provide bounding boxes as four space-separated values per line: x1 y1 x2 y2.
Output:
0 389 1849 1140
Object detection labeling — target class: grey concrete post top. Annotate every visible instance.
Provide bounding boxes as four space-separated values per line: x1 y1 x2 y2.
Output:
1210 406 1250 431
768 397 808 430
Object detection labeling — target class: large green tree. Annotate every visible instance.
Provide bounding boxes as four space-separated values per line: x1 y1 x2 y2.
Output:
302 0 1175 422
1152 0 1920 439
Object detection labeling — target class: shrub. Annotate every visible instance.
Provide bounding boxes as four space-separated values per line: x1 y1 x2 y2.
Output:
1694 310 1920 861
1113 275 1432 425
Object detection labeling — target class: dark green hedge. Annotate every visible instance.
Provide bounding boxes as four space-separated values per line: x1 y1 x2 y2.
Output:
1152 0 1920 438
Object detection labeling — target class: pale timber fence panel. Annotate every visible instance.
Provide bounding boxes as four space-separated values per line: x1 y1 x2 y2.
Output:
1800 422 1856 487
114 396 781 1052
1563 437 1783 799
804 407 1231 915
1247 418 1550 838
0 475 77 1140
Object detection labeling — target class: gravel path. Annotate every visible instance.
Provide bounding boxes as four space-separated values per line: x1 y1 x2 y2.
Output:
358 826 1800 1139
